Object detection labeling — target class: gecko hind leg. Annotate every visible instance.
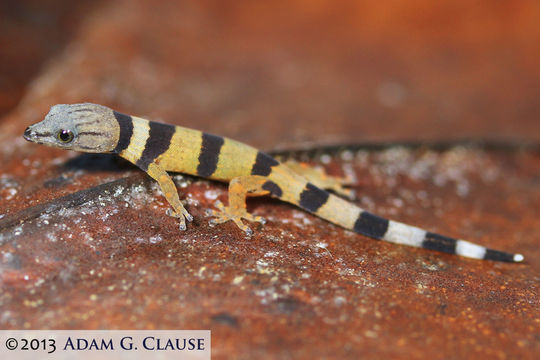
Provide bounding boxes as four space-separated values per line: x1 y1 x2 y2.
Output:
207 175 271 236
283 160 355 199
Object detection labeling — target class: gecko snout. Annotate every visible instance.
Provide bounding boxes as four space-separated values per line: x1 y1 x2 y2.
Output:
23 126 43 143
23 127 33 141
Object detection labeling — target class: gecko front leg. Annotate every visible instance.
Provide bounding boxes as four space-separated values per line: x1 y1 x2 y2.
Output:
207 175 273 236
147 162 193 230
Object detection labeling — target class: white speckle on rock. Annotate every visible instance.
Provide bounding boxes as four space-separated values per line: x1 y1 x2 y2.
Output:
341 150 354 162
334 296 347 306
113 186 125 197
320 154 332 164
456 182 470 198
232 275 244 285
204 189 219 200
390 198 404 208
45 232 58 242
256 259 269 267
264 251 279 258
149 235 163 244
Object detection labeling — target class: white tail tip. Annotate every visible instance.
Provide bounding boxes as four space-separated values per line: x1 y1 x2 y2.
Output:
513 254 524 262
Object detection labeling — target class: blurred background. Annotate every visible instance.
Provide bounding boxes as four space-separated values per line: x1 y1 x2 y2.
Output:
0 1 538 359
1 0 539 149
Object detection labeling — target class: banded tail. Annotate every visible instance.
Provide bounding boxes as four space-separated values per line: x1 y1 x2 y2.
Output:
269 166 524 263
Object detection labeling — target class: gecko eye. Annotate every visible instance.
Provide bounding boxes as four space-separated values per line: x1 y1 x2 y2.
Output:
57 129 74 143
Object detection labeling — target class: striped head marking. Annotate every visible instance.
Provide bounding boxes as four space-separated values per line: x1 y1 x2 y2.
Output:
23 103 120 153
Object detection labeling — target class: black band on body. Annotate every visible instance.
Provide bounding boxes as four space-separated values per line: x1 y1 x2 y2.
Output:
262 181 283 197
299 183 329 213
136 122 175 171
197 133 225 177
251 151 279 176
113 111 134 154
422 232 457 254
353 211 389 239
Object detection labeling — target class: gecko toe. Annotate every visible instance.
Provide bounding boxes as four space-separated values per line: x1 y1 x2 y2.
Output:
214 200 224 210
206 203 265 235
166 207 192 230
252 215 266 224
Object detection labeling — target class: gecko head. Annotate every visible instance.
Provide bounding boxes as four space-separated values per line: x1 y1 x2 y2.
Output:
23 103 120 153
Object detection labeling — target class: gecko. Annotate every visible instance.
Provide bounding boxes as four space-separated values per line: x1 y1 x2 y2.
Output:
23 103 524 263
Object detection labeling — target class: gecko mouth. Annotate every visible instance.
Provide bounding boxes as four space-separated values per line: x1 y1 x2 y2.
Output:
23 127 33 141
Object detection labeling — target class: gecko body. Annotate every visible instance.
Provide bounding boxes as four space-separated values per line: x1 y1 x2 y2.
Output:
23 103 524 263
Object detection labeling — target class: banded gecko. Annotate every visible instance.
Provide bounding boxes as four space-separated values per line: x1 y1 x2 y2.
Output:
23 103 524 263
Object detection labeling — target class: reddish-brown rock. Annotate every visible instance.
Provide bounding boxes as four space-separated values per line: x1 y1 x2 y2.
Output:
0 1 538 359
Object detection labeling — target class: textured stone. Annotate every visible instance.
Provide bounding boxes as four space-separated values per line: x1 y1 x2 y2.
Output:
0 1 538 359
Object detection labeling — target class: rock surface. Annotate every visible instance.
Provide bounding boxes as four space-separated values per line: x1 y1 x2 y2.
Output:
0 1 538 359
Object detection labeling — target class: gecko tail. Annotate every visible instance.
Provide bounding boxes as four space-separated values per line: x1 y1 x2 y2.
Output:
271 168 524 263
352 211 524 263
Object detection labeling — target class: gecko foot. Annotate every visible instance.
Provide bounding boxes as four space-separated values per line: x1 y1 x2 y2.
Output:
166 207 193 231
284 160 356 199
207 200 266 236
